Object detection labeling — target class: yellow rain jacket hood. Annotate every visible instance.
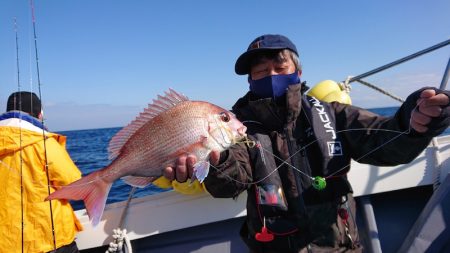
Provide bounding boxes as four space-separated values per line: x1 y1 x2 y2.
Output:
0 112 82 252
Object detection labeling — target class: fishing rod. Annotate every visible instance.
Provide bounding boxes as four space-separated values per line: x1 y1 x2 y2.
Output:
439 57 450 90
13 17 26 253
29 0 57 250
345 39 450 84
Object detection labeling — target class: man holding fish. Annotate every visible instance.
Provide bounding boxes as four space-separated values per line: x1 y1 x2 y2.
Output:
164 34 450 252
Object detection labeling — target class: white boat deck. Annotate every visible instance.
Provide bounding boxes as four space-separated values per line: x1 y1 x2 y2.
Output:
75 134 450 251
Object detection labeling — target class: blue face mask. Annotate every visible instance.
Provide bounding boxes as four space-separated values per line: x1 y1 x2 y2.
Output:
249 72 300 99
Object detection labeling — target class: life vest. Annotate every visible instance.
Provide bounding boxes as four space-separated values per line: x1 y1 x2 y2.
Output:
243 95 353 247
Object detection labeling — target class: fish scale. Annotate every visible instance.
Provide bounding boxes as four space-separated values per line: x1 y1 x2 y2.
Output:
124 103 208 168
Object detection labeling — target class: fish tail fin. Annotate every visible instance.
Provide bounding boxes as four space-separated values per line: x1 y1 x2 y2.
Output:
46 170 112 226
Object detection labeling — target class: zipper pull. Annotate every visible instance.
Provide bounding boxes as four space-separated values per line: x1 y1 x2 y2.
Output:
255 217 274 242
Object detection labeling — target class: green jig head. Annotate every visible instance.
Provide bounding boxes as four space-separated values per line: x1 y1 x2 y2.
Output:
312 176 326 190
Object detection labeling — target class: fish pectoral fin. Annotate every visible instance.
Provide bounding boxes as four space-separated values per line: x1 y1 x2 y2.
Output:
193 161 210 183
122 176 156 188
200 135 208 144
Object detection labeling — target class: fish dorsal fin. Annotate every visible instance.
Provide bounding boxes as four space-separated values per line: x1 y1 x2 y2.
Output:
108 89 189 160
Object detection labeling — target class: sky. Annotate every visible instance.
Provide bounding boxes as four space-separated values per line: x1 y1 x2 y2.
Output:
0 0 449 131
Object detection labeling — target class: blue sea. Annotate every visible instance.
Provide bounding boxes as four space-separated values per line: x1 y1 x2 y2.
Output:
59 106 449 211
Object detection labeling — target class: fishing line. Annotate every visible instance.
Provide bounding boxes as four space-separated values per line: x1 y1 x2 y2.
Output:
210 101 424 187
2 100 427 191
210 127 411 186
318 101 421 179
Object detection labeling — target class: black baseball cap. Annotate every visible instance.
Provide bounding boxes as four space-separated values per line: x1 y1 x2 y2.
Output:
6 91 42 118
235 34 299 75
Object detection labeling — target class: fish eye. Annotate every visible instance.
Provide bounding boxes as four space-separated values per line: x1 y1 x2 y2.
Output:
219 112 230 122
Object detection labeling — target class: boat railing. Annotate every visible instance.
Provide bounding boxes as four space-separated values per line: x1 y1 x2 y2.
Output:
343 39 449 253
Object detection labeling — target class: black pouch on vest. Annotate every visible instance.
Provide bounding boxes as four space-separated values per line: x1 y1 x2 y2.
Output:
251 133 289 217
256 184 288 216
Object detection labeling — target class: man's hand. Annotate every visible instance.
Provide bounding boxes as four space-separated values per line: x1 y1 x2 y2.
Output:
411 89 449 133
163 150 221 183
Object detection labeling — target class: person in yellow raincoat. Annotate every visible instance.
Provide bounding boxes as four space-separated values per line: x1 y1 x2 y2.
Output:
0 92 83 253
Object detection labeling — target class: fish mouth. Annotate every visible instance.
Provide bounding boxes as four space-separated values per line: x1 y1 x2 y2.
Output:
238 126 247 135
231 126 247 144
236 126 247 139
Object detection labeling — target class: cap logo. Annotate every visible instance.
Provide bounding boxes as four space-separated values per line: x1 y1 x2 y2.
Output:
250 40 261 49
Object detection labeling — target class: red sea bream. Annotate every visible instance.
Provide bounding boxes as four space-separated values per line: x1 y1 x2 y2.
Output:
46 89 247 225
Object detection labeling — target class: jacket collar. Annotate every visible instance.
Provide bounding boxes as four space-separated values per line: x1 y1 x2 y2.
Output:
0 111 46 130
232 83 304 131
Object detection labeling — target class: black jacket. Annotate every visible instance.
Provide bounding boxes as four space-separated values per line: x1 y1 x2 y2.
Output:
204 84 449 252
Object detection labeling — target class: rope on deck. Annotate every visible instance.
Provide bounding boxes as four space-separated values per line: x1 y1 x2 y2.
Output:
106 229 132 253
106 187 136 253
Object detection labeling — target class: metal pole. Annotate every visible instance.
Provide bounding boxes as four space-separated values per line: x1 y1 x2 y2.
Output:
346 39 450 83
431 57 450 189
360 196 383 253
439 57 450 90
